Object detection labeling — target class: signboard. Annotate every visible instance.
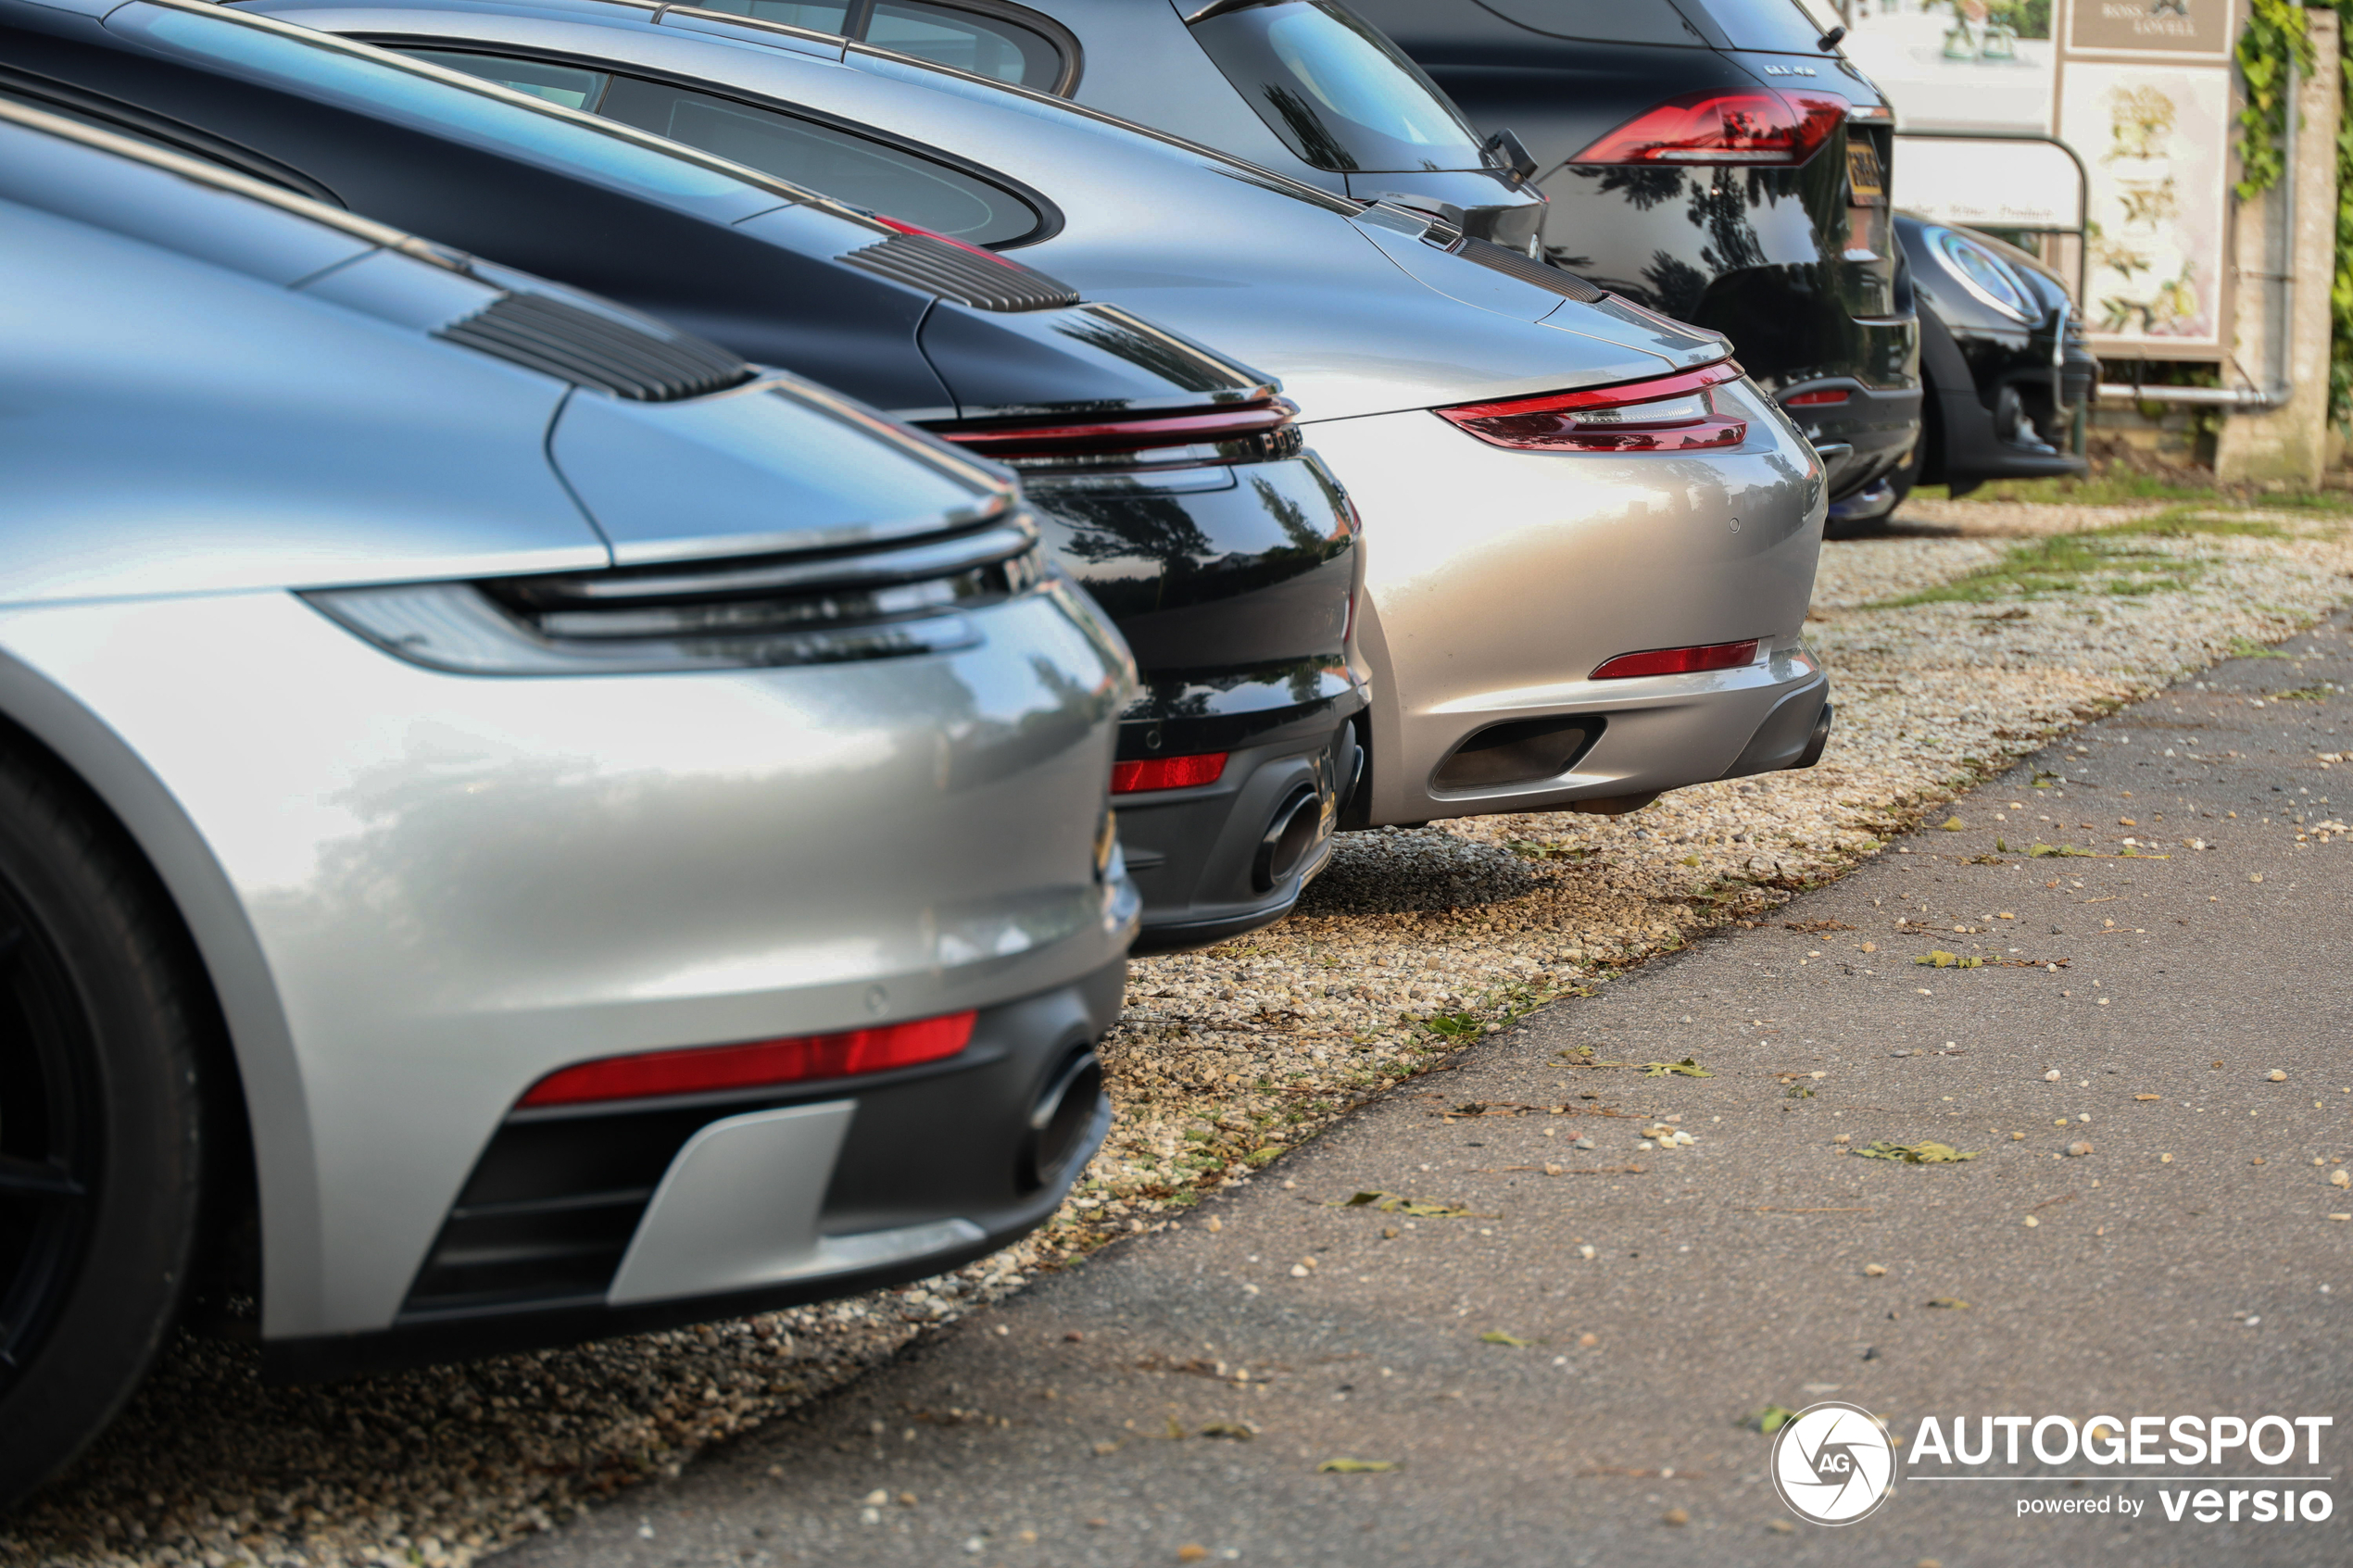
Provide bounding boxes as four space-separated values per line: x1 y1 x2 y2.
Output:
1841 0 2242 356
1889 136 2085 228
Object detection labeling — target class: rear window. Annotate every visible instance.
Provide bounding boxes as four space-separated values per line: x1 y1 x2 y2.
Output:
1466 0 1702 47
1189 1 1485 173
863 2 1064 89
400 49 1040 243
598 76 1043 242
1680 0 1832 53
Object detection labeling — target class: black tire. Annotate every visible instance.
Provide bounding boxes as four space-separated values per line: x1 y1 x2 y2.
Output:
0 746 206 1510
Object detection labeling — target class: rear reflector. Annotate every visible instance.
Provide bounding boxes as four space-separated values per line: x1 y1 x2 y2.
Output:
1438 362 1746 453
518 1012 976 1107
933 398 1296 460
1591 639 1760 681
1112 752 1228 793
1570 89 1846 168
1784 388 1851 407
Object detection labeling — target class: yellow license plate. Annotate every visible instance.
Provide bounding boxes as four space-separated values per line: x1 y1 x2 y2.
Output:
1847 143 1886 202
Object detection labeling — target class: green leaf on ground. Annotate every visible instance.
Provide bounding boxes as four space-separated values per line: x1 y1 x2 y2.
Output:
1940 817 1965 831
1641 1057 1715 1078
1915 950 1983 969
1855 1140 1978 1164
1317 1458 1399 1474
2029 842 2093 858
1199 1422 1257 1440
1750 1405 1801 1435
1336 1191 1481 1218
1479 1330 1529 1347
1926 1298 1972 1310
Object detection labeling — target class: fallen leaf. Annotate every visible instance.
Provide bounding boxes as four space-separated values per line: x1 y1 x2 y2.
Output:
1855 1140 1978 1163
1317 1459 1399 1474
1751 1405 1801 1434
1940 817 1965 831
1916 950 1983 969
1199 1422 1257 1441
1479 1331 1529 1347
1642 1057 1715 1078
1178 1546 1210 1562
1925 1298 1971 1310
1335 1191 1482 1218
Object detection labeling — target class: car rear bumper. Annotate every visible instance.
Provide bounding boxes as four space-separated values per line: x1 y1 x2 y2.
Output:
1299 392 1827 825
1120 696 1363 954
258 956 1125 1383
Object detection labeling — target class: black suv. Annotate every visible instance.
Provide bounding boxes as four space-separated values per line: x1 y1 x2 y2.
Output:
1351 0 1921 524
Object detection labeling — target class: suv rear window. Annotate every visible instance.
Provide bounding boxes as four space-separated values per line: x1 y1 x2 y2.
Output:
1679 0 1831 54
1189 1 1485 173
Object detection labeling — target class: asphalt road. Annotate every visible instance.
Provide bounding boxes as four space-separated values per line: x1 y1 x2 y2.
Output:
504 617 2353 1568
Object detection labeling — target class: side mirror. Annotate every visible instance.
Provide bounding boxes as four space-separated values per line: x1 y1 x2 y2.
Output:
1480 127 1539 182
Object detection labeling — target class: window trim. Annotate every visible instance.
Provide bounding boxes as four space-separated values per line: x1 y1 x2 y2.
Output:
0 63 344 204
849 0 1084 95
360 38 1067 247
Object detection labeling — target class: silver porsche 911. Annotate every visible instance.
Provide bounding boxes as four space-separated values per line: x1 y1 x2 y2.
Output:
245 0 1835 828
0 101 1135 1503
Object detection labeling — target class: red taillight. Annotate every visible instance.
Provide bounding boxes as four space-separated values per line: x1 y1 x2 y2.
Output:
1112 752 1228 794
931 397 1297 460
1570 90 1845 168
1591 639 1760 681
1437 361 1746 453
1784 388 1850 407
517 1012 976 1107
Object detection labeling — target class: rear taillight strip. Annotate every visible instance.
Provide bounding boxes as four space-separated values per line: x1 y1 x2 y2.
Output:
1437 362 1748 454
1441 360 1742 422
932 398 1296 458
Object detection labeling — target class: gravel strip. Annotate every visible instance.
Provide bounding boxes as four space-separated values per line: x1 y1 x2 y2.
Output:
6 504 2350 1568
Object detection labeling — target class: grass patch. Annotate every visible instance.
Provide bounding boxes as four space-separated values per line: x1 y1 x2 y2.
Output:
1869 531 2196 608
1910 474 2214 506
2102 507 2288 540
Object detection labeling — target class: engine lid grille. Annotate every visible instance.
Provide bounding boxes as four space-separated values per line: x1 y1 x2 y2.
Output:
436 292 757 401
839 232 1082 311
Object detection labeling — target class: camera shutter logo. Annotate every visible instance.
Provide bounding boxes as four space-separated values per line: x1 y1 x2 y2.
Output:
1770 1401 1901 1524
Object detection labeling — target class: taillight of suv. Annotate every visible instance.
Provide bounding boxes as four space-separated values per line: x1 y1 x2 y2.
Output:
1568 90 1845 168
1437 362 1747 453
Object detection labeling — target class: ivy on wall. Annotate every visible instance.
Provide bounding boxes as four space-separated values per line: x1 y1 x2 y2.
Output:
2233 0 2348 422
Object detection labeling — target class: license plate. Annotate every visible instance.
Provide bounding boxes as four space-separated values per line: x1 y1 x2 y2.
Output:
1846 143 1886 203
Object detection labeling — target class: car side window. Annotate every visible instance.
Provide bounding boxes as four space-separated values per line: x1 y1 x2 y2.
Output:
593 75 1044 244
863 2 1063 89
400 49 611 110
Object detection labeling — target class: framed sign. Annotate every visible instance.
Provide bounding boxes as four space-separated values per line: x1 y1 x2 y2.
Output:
1844 0 2242 356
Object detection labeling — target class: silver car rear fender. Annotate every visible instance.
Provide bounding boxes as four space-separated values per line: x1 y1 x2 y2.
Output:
1303 395 1826 825
0 583 1132 1337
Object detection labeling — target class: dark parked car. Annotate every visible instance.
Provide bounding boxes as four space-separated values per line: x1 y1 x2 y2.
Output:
672 0 1553 246
0 0 1365 954
1894 213 2093 498
1343 0 1922 525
